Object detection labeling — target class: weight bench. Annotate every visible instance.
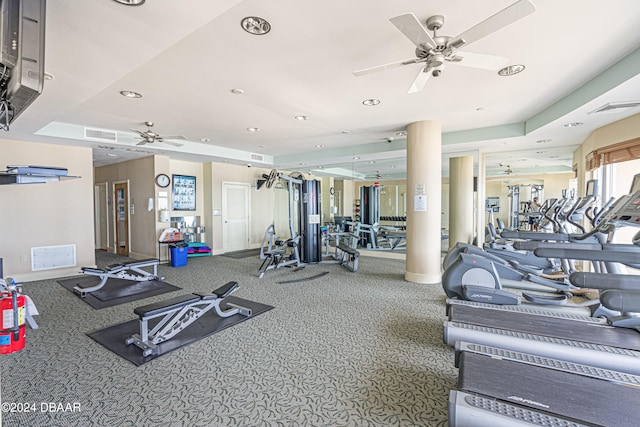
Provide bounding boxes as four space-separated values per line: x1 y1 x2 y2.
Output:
74 258 162 298
125 281 251 357
335 243 359 272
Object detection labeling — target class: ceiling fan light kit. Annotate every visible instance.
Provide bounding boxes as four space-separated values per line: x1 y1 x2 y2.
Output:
352 0 536 93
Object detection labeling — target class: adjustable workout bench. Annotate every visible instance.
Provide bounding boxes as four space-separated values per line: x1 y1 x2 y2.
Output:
125 281 251 357
75 258 162 298
335 243 359 272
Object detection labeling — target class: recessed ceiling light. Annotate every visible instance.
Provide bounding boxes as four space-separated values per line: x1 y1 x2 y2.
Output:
369 161 376 164
294 115 310 121
353 156 360 160
536 139 552 144
536 151 547 154
395 131 407 137
112 0 145 5
563 122 584 128
106 153 118 157
390 165 397 169
241 17 271 35
230 88 245 95
341 130 351 134
299 163 307 166
314 144 324 148
362 99 380 106
200 138 210 142
476 107 487 112
549 155 559 158
498 64 525 76
247 127 260 132
120 90 142 98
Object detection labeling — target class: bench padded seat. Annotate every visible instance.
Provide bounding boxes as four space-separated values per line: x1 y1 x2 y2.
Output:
125 258 159 267
194 281 239 301
134 294 199 318
337 243 359 255
81 267 106 274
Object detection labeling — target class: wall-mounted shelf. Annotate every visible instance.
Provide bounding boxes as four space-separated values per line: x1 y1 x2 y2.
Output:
0 165 79 185
0 173 80 185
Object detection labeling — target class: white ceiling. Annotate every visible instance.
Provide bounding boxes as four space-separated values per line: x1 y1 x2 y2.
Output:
5 0 640 180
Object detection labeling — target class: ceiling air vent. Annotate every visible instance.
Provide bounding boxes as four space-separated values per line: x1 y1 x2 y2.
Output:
84 128 117 142
250 153 264 162
589 101 640 115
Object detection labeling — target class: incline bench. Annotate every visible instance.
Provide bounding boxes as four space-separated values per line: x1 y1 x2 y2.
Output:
75 258 162 298
335 243 359 272
125 281 251 357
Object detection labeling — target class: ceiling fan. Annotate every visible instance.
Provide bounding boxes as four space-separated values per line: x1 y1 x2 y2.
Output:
131 121 186 147
499 163 514 175
353 0 536 93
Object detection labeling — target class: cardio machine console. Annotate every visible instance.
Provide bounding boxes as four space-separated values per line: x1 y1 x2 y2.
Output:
608 190 640 227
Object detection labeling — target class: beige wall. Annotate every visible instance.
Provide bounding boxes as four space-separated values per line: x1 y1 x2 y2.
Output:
205 163 277 253
0 140 95 281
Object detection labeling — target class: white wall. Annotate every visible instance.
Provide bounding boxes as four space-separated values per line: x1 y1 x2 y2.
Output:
0 140 95 281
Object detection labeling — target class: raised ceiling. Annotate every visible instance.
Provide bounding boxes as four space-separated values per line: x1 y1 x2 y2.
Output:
5 0 640 179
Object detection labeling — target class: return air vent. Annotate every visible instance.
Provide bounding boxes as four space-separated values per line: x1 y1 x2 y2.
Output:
589 101 640 114
84 128 118 142
250 153 264 162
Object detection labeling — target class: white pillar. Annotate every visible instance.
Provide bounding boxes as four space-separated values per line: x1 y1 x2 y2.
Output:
404 120 442 284
476 151 486 247
449 156 475 248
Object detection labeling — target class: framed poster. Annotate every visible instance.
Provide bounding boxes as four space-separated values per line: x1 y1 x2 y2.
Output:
172 174 196 211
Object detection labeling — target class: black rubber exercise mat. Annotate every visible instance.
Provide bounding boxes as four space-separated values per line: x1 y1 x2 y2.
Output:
58 276 181 309
87 296 274 366
219 248 262 259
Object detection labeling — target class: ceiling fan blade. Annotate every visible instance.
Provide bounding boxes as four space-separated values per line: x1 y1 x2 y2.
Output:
135 140 148 146
390 13 437 50
407 67 432 94
353 58 420 76
159 135 187 140
449 0 536 49
448 51 509 70
130 129 145 137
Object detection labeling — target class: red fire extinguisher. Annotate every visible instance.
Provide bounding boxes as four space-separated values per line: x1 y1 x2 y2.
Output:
0 282 26 354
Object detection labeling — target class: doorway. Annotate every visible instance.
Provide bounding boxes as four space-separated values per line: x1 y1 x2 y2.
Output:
222 182 250 252
94 182 109 250
114 182 129 256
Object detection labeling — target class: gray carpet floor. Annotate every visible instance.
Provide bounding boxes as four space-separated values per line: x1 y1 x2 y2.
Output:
1 250 456 427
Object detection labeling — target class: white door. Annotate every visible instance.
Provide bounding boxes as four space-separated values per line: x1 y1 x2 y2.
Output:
222 182 250 251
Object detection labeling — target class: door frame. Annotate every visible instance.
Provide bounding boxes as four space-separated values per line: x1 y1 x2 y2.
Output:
113 180 130 256
94 182 110 250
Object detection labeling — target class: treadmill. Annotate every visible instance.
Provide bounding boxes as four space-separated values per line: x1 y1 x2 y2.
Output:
446 179 640 426
449 342 640 426
444 189 640 374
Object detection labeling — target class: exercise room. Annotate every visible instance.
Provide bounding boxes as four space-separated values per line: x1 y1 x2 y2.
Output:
2 1 640 426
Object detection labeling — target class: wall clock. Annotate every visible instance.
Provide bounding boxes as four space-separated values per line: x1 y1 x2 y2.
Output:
155 173 170 188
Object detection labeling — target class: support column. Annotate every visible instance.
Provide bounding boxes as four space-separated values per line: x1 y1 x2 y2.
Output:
476 151 486 247
449 156 474 248
405 120 442 284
